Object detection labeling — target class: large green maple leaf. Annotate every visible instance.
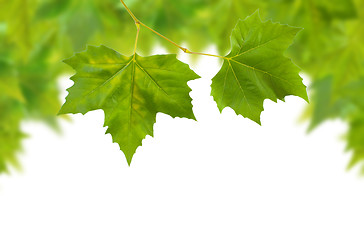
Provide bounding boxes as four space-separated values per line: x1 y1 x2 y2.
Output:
211 11 308 124
59 45 200 164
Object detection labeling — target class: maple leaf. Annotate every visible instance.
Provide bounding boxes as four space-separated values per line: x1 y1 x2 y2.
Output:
0 0 363 174
59 45 200 165
211 11 308 124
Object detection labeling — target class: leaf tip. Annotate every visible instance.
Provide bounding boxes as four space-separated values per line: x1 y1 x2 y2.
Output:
251 117 262 126
57 106 67 116
250 9 261 18
125 154 134 166
127 160 132 167
62 57 71 66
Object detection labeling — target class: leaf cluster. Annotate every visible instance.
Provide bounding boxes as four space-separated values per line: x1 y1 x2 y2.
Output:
0 0 363 172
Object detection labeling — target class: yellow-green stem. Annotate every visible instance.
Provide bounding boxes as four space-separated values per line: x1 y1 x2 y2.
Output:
133 23 141 57
186 51 229 60
120 0 139 23
139 22 186 52
119 0 227 60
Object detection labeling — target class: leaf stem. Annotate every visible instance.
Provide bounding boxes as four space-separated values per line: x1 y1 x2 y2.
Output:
120 0 139 23
119 0 228 60
184 51 229 60
133 23 141 57
138 22 186 52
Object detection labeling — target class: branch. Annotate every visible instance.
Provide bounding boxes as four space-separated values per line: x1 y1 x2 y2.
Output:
119 0 228 60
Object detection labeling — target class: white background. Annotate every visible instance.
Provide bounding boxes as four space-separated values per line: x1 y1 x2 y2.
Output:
1 47 364 240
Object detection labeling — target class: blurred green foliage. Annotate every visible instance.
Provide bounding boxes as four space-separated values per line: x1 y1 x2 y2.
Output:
0 0 363 173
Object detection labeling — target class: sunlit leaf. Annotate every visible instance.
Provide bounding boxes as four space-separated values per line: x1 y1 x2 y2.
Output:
59 45 200 164
211 11 308 124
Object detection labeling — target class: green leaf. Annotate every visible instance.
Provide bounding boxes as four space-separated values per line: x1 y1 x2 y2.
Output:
0 58 24 102
130 0 208 53
340 78 364 111
0 98 25 174
316 0 357 20
305 77 355 131
59 45 200 165
205 0 265 54
0 0 36 56
305 76 364 131
16 32 63 127
346 114 364 173
35 0 72 19
211 11 308 124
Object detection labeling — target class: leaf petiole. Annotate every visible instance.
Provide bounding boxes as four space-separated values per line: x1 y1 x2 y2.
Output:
120 0 139 24
133 22 140 58
138 21 186 53
119 0 228 60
